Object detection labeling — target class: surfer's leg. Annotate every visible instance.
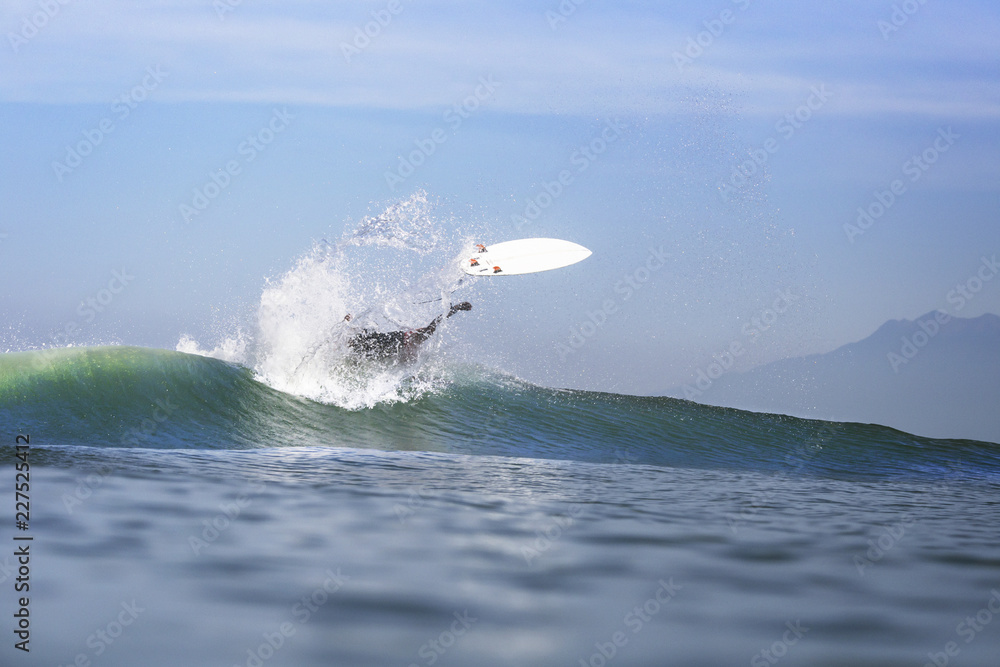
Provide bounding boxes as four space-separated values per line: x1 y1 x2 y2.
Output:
407 316 443 346
407 304 471 349
448 302 472 317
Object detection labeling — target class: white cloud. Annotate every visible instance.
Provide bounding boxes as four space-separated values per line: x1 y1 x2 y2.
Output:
1 0 998 118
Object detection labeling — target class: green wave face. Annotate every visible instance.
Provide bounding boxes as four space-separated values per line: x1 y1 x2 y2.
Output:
0 346 309 450
2 346 998 480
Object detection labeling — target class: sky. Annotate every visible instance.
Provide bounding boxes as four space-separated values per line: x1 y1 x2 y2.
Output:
1 0 998 397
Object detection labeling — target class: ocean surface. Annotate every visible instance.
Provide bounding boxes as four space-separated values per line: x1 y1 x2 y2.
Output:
2 345 1000 667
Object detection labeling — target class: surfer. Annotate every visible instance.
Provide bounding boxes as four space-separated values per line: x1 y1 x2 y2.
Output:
346 302 472 361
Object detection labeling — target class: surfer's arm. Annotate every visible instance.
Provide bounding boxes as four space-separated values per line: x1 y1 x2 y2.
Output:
409 303 471 343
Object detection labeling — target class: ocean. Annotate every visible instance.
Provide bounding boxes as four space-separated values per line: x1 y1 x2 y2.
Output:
4 205 1000 667
2 344 1000 667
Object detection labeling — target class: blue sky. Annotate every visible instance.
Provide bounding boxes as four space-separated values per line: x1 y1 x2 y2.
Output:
1 0 998 395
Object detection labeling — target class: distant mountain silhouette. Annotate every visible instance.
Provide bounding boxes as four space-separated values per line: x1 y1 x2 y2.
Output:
677 312 1000 444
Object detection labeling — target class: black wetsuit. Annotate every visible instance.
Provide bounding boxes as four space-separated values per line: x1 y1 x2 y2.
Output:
347 329 417 360
346 302 471 361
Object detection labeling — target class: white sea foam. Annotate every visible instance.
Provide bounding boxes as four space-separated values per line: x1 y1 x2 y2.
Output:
177 191 474 409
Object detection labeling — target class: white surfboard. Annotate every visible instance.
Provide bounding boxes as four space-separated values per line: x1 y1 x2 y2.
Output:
461 238 592 276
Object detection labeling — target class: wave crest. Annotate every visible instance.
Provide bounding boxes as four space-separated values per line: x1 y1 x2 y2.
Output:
177 191 470 409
